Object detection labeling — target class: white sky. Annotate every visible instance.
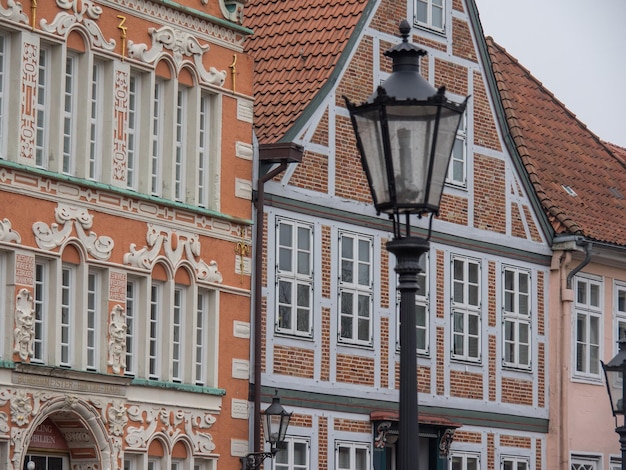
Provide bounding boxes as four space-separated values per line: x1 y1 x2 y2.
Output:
473 0 626 147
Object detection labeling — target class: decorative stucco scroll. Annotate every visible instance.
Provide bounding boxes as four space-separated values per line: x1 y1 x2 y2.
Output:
107 305 127 374
0 0 28 24
40 0 116 51
126 404 217 455
13 289 34 361
32 204 114 260
124 224 223 283
127 26 226 86
0 218 21 243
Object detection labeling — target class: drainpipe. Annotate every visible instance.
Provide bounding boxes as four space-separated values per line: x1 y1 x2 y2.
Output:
252 143 303 452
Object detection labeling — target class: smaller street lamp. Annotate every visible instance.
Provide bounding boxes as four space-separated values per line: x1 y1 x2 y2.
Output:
602 339 626 470
242 393 292 470
345 18 467 470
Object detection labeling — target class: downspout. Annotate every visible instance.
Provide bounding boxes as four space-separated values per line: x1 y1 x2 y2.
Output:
566 240 592 289
252 143 303 453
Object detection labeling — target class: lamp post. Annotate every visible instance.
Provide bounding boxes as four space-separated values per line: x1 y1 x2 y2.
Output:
242 393 292 470
345 19 467 470
602 339 626 469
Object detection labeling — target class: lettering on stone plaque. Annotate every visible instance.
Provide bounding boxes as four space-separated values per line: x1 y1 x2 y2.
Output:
15 254 34 286
109 271 127 302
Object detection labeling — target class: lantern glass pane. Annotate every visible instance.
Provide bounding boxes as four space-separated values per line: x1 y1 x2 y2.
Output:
353 111 390 208
606 368 624 415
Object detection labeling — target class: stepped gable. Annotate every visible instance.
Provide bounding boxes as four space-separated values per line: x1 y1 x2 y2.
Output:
244 0 369 144
487 37 626 246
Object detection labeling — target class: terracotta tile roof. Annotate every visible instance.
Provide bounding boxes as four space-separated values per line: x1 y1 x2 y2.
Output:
244 0 369 144
487 38 626 246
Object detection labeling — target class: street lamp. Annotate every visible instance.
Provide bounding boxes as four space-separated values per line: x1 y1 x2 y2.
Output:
242 393 292 470
602 338 626 469
344 19 467 470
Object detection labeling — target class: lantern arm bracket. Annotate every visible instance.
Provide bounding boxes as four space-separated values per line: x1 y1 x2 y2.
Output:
241 450 277 470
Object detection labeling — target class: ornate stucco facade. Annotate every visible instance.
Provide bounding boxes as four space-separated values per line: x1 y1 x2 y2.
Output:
0 0 254 469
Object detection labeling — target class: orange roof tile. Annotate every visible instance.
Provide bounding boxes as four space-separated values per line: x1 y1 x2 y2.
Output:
487 38 626 246
244 0 369 144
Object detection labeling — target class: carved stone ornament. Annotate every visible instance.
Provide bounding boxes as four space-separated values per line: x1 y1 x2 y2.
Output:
124 224 223 283
107 305 127 374
13 289 34 361
127 26 226 86
0 0 27 25
215 0 245 25
126 404 217 455
0 218 21 243
40 0 116 51
32 204 114 260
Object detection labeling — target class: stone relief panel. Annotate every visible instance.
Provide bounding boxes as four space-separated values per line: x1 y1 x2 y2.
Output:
124 224 222 283
13 289 34 361
32 204 114 260
107 305 127 374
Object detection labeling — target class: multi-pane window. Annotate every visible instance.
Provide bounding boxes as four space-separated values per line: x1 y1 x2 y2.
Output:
610 457 622 470
397 254 429 354
275 437 310 470
195 289 211 386
571 455 599 470
502 266 531 369
149 283 162 379
127 73 141 190
62 54 77 175
60 266 74 367
88 61 104 180
35 47 50 168
125 280 137 376
414 0 444 31
450 453 480 470
174 88 188 202
336 442 369 470
451 255 481 361
448 112 467 186
615 282 626 341
33 262 48 363
0 33 6 157
86 271 100 371
502 457 529 470
276 219 313 337
198 93 212 207
150 80 164 196
172 287 184 382
574 276 602 378
338 232 373 345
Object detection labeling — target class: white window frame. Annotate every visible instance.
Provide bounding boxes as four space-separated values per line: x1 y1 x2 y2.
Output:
501 456 529 470
574 276 602 379
335 442 370 470
502 266 531 369
33 261 48 363
451 255 481 362
275 436 310 470
86 270 101 371
338 231 373 346
172 286 184 382
125 279 138 376
150 80 164 196
610 456 621 470
450 452 480 469
62 53 77 175
447 112 467 187
60 265 75 367
570 454 600 470
195 288 214 386
197 92 213 208
88 60 104 181
0 32 8 159
275 218 314 338
126 72 141 190
414 0 445 31
614 281 626 342
396 254 429 354
35 46 51 168
174 87 188 202
149 283 162 379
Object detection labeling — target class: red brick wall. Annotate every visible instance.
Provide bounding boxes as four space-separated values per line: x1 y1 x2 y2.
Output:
473 71 501 150
321 307 331 382
450 370 483 399
440 193 469 225
474 153 506 233
274 345 315 379
380 317 389 388
501 377 533 406
452 17 477 63
434 58 468 96
290 150 329 193
336 354 375 386
335 418 371 433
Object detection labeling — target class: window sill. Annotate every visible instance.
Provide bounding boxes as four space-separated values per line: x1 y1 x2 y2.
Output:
132 378 226 396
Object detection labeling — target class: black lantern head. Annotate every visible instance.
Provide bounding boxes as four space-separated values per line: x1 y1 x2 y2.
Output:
262 393 292 450
603 339 626 420
345 19 467 239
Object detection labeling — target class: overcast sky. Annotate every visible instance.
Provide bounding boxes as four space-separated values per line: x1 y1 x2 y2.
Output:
473 0 626 147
